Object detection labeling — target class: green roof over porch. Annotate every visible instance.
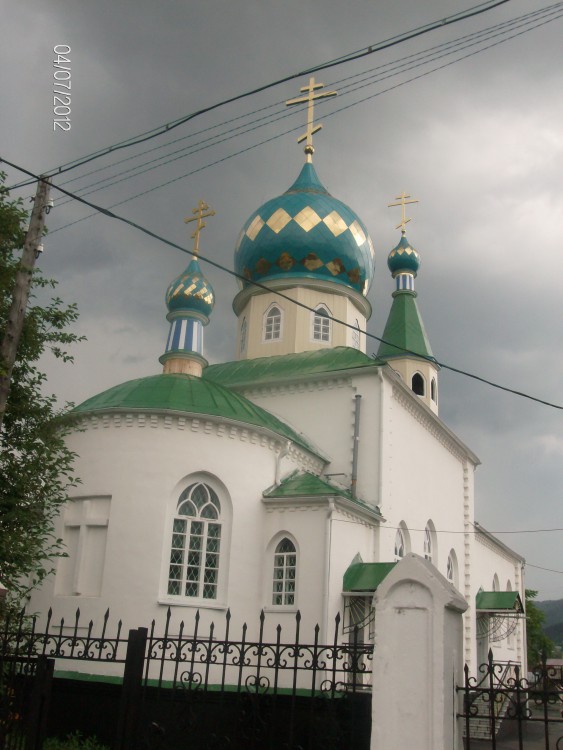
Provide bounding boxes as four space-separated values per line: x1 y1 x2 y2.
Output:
343 562 397 593
476 591 524 612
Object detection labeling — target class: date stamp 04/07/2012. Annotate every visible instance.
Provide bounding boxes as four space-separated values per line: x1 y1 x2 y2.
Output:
53 45 71 131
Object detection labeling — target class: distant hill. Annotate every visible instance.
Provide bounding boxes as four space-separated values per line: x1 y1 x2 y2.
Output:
537 599 563 628
537 599 563 646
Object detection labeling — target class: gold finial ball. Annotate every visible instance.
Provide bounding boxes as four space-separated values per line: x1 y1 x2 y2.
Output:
304 145 315 155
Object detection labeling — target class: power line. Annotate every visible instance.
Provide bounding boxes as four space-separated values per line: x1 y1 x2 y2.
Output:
46 2 563 225
3 157 563 413
25 2 547 206
9 0 515 189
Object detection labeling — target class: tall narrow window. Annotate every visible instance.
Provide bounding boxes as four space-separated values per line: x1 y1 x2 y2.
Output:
168 482 222 599
412 372 425 396
424 526 433 562
240 317 247 354
430 377 437 403
312 305 331 343
264 305 282 341
447 550 458 587
394 529 405 561
352 319 361 349
272 538 296 605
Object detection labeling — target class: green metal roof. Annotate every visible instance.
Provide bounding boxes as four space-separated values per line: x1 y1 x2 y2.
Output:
264 471 382 517
205 346 382 388
343 562 397 592
475 591 524 612
377 292 434 361
72 374 322 457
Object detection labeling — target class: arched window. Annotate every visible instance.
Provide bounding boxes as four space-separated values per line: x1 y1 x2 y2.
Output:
240 317 247 353
431 377 437 403
272 538 297 605
394 529 405 561
424 521 436 563
412 372 425 396
492 573 500 592
447 549 458 587
352 319 361 349
312 304 331 343
264 305 282 341
167 482 222 600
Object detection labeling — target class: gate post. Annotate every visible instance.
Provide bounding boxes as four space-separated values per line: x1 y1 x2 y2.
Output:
114 627 148 750
25 656 54 750
370 554 468 750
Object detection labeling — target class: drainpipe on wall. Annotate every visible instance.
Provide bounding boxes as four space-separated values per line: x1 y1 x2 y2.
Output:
323 499 335 643
351 394 362 498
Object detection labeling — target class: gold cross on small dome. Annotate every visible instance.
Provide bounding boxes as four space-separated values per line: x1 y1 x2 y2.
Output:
286 76 337 162
184 200 215 257
388 192 419 233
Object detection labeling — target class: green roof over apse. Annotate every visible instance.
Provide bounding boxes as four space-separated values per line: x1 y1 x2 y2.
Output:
475 591 524 612
205 346 383 389
343 562 397 593
72 374 322 457
376 292 434 361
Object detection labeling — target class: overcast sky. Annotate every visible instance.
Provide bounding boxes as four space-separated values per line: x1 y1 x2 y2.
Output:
4 0 563 601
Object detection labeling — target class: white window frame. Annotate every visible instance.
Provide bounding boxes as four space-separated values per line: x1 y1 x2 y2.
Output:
272 537 297 606
263 304 283 342
311 304 331 344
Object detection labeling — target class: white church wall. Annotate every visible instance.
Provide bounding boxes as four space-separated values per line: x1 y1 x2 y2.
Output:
27 414 318 647
241 370 384 509
378 379 471 580
469 531 526 670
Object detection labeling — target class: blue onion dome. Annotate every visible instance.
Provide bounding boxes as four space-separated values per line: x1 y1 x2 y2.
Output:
387 233 420 277
234 163 375 296
165 257 215 318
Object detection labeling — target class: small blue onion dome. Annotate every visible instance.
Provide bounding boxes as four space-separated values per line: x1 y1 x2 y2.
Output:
387 233 420 277
234 163 375 296
165 257 215 318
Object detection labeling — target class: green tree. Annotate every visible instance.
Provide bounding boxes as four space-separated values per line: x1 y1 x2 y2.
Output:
0 172 82 606
525 588 554 666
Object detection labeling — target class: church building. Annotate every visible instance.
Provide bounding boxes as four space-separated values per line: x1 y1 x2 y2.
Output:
28 78 526 676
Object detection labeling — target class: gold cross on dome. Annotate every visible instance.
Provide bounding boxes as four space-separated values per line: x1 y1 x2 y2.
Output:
184 200 215 257
286 76 338 162
388 192 419 233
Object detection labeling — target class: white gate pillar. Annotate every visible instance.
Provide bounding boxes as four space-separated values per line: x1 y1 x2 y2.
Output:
371 553 468 750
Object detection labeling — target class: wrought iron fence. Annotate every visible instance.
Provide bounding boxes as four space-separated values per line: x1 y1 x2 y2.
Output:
0 606 374 750
457 650 563 749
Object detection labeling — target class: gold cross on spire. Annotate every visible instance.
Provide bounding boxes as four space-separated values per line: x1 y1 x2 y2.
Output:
286 76 338 162
184 200 215 257
388 192 419 233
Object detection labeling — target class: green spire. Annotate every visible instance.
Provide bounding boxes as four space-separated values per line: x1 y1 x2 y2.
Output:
377 291 434 361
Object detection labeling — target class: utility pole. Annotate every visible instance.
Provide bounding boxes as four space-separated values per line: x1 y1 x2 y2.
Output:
0 176 51 430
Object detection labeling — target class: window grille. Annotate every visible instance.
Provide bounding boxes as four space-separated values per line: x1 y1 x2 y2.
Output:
272 538 296 605
168 482 222 600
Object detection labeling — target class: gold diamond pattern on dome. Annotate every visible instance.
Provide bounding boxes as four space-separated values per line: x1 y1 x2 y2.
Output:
302 253 324 271
293 206 322 232
323 211 348 237
326 259 345 276
266 208 292 234
349 220 366 247
246 215 265 241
